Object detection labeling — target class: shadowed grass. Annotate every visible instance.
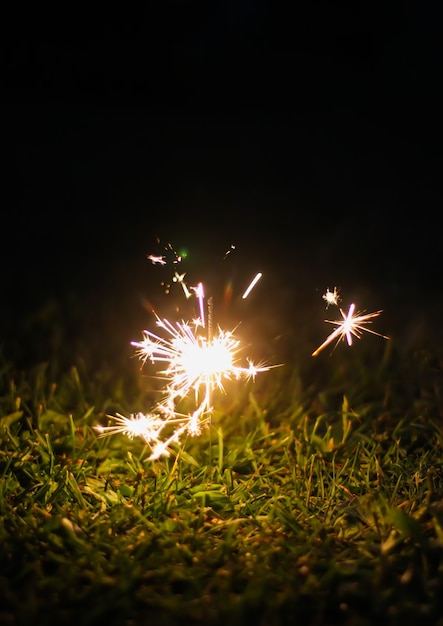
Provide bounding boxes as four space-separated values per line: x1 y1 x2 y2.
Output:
0 339 443 626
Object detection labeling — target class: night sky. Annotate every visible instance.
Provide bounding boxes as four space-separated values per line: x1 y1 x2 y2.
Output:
3 3 443 369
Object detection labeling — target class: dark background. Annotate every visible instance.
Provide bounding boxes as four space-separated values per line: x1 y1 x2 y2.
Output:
2 2 442 370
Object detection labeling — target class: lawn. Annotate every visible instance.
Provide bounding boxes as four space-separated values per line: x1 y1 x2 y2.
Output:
1 284 443 626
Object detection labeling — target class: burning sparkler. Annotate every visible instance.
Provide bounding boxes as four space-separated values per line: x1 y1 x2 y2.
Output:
101 315 270 459
95 240 273 459
312 302 389 356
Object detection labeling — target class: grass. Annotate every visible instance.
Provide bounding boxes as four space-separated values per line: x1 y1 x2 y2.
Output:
1 313 443 626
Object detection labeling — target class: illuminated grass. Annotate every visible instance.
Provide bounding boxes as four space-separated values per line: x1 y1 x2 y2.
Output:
0 342 442 626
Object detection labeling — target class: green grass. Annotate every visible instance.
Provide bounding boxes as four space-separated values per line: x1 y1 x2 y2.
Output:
1 334 443 626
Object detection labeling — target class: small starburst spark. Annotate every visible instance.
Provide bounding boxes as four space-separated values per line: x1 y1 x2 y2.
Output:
96 243 275 459
312 302 389 357
322 286 341 308
190 283 205 328
94 410 205 459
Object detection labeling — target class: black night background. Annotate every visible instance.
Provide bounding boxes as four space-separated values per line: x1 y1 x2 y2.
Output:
3 2 442 371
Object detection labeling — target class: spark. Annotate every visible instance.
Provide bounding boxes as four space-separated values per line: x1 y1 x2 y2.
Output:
173 272 192 298
147 240 183 270
223 244 236 259
191 282 206 327
312 302 389 356
322 286 341 308
147 255 166 265
164 241 182 264
94 412 166 446
94 410 205 459
242 272 263 299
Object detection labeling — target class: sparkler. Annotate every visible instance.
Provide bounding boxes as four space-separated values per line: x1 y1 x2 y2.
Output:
242 272 263 299
191 282 206 328
312 302 389 357
95 240 273 459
